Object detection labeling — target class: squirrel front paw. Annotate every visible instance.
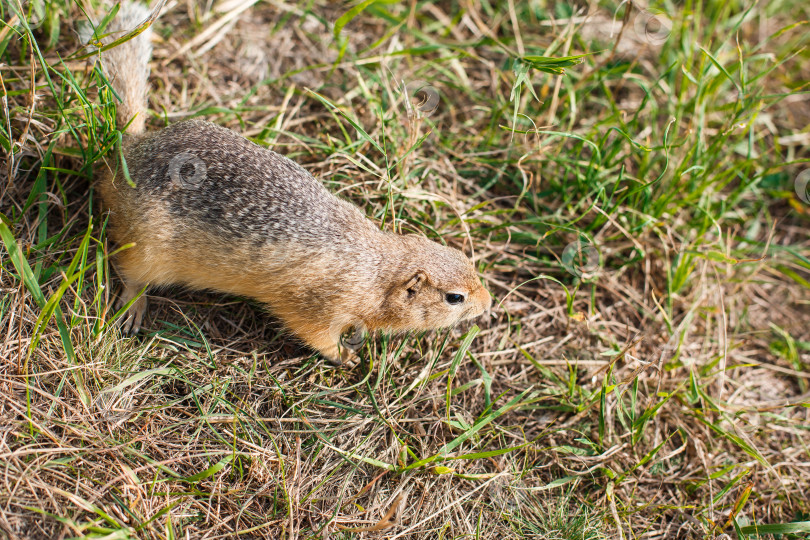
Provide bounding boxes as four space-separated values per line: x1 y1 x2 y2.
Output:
318 343 359 366
281 317 367 366
312 325 366 366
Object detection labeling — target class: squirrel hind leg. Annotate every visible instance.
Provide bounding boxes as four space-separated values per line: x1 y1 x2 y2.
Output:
118 282 148 335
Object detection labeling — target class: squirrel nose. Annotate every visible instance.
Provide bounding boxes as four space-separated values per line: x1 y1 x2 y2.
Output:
482 289 492 312
474 286 492 314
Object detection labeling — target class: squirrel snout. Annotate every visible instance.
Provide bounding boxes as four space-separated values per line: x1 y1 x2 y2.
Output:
469 285 492 319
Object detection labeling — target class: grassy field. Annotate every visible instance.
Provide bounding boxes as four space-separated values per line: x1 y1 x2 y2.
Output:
1 0 809 538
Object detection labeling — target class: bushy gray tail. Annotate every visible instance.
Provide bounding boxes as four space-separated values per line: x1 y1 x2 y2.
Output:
101 2 154 135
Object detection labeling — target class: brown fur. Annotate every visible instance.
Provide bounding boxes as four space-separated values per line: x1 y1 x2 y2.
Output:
98 3 491 361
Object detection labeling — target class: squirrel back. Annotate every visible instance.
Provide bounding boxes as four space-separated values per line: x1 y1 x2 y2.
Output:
119 119 379 247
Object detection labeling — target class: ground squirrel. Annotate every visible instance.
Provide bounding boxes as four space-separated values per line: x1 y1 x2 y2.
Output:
97 3 491 362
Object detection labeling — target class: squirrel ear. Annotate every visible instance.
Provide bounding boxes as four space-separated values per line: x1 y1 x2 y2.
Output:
404 271 427 298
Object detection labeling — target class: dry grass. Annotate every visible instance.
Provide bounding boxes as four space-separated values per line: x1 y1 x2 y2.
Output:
1 0 809 538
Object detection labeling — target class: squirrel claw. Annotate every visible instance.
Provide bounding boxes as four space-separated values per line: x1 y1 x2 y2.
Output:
340 347 359 365
318 345 359 367
118 285 147 337
121 311 142 336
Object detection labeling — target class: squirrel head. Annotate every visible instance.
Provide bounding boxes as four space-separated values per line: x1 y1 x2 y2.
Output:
378 235 491 333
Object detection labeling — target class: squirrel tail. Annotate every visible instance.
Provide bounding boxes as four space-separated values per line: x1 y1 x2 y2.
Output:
102 2 155 135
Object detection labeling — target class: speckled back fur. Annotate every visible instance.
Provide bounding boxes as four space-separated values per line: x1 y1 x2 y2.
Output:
121 119 377 247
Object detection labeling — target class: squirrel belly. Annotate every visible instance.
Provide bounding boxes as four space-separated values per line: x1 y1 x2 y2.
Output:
98 4 491 361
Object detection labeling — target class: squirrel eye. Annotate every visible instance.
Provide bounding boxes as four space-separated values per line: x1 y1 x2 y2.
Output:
445 293 465 305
